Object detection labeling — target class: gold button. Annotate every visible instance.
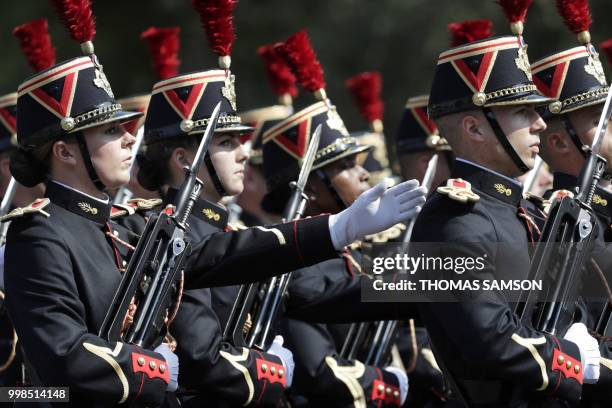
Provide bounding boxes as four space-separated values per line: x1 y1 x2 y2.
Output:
574 365 580 374
557 355 564 365
566 361 572 369
270 366 276 375
393 390 399 398
377 384 385 392
159 364 166 373
386 387 392 395
261 364 267 373
278 369 284 378
113 230 119 236
149 361 157 370
137 357 145 366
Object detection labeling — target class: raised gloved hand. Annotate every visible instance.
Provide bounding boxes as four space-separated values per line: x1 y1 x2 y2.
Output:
328 178 426 250
384 366 409 405
154 343 179 392
267 335 295 387
564 322 600 384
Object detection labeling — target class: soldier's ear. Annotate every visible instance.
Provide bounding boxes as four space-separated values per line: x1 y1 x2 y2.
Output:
52 140 78 166
462 113 485 142
548 132 571 154
171 147 191 168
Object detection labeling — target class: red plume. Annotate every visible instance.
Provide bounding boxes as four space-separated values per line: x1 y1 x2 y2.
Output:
345 72 384 123
191 0 236 58
276 31 325 93
141 27 181 80
49 0 96 43
448 19 494 46
258 44 298 98
12 19 56 72
555 0 592 34
600 39 612 65
497 0 533 23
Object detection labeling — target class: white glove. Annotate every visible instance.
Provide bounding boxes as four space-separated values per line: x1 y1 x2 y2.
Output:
384 366 408 405
154 343 179 392
266 335 295 387
329 178 426 250
563 322 600 384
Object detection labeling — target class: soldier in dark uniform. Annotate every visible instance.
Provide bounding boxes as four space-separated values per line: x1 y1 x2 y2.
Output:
411 8 602 406
395 95 453 193
132 20 426 405
530 19 612 407
3 32 180 408
260 96 412 408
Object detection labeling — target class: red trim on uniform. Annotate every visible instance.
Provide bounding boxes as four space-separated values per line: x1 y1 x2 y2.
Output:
531 49 587 72
439 39 517 61
131 352 170 383
293 220 305 264
135 373 145 399
533 61 568 98
0 108 16 134
453 51 495 91
255 356 287 387
274 119 309 158
412 106 436 134
152 72 225 91
31 71 77 117
163 82 205 119
19 59 90 92
552 348 583 384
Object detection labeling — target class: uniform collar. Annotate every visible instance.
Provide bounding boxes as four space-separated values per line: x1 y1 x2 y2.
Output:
452 159 523 206
46 180 111 225
165 188 228 229
552 172 612 222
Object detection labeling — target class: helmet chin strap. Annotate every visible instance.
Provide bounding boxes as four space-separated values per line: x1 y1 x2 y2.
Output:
204 152 227 197
482 107 530 173
560 114 588 159
75 132 106 191
315 169 347 211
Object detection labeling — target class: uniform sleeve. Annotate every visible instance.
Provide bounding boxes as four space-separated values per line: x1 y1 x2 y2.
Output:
171 288 286 406
185 214 337 288
285 258 419 323
4 221 168 407
413 210 583 404
282 318 402 407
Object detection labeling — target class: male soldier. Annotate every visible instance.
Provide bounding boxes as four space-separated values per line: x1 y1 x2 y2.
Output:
531 28 612 408
395 95 453 191
260 99 412 408
411 15 601 407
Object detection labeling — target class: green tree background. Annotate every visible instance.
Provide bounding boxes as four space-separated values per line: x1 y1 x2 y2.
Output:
2 0 611 161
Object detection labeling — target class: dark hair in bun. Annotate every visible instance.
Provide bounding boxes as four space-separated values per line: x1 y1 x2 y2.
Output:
137 135 200 192
9 148 48 187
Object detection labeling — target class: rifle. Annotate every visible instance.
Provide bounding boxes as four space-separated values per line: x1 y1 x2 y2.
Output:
113 126 145 205
223 124 322 350
341 153 440 363
99 102 222 347
516 88 612 336
0 177 18 246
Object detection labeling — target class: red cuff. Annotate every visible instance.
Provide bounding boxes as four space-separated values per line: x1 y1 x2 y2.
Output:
552 348 583 385
256 358 287 387
371 378 401 406
131 352 170 384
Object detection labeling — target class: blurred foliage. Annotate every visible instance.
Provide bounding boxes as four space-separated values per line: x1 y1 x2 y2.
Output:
1 0 611 161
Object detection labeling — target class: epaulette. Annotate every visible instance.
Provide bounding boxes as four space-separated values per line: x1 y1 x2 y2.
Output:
110 204 135 219
226 219 247 232
522 192 551 213
437 178 480 203
126 198 163 212
0 198 51 223
364 222 407 243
